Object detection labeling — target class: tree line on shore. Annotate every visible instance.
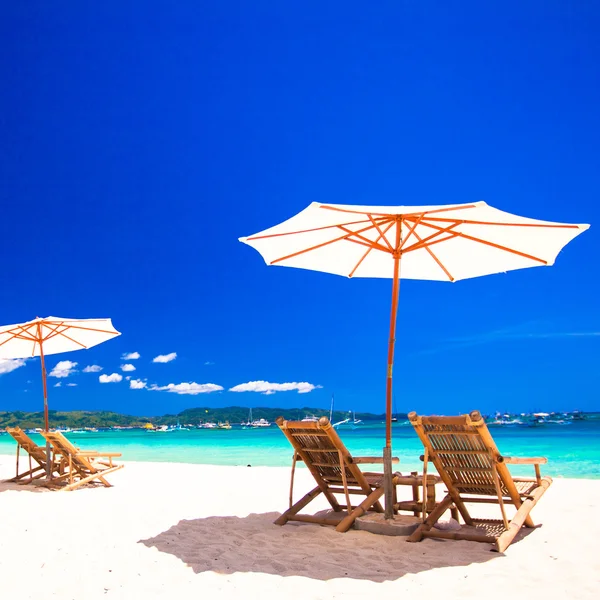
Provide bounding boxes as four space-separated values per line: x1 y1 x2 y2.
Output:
0 406 400 429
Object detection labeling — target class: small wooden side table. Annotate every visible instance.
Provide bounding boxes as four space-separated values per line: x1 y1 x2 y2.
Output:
392 471 441 518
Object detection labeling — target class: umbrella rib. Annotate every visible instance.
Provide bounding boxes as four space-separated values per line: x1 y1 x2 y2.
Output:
269 220 393 265
401 221 461 253
39 321 90 349
410 229 455 281
246 217 384 241
45 327 89 349
0 325 39 350
320 203 479 219
398 204 478 218
46 324 118 336
421 216 581 229
319 205 399 218
399 214 425 250
368 215 395 252
337 221 394 254
349 220 397 277
418 220 548 264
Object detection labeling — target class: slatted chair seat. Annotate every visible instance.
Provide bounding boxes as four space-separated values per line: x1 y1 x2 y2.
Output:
275 416 401 532
407 411 552 552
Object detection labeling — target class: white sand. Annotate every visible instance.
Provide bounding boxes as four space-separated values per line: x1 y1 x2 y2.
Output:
1 455 599 600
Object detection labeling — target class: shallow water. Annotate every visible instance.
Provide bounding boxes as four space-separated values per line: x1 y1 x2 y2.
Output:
1 419 598 478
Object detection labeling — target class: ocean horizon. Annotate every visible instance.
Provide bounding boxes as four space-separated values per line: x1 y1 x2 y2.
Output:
2 418 598 479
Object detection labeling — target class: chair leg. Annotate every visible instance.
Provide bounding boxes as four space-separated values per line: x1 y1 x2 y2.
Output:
494 480 551 552
274 485 323 526
59 466 123 492
407 495 454 543
335 485 386 533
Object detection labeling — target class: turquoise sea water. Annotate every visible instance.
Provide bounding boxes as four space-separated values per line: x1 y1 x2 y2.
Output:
1 420 598 479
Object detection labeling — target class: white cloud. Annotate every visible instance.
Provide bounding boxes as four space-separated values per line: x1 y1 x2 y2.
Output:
0 358 26 375
204 361 215 366
149 382 223 395
99 373 123 383
122 352 140 360
130 379 147 390
49 360 77 378
229 380 322 395
83 365 103 373
121 364 136 372
67 383 77 387
153 352 177 363
54 381 62 388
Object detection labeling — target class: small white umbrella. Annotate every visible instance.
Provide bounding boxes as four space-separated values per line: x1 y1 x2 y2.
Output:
240 200 589 517
0 316 121 431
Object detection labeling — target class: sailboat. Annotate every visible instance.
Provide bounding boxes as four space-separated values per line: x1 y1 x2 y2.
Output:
331 394 349 428
334 409 362 429
241 408 253 428
351 411 362 427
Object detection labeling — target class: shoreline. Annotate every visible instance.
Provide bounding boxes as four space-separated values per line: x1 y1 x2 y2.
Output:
1 450 598 480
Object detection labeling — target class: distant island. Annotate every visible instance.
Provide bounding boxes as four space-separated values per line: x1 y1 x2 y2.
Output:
0 406 397 429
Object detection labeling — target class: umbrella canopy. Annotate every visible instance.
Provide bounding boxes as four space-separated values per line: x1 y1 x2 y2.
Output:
239 201 588 282
0 316 121 430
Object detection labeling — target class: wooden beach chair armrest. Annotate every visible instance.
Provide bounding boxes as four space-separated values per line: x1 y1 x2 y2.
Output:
76 451 122 458
502 456 548 465
351 456 400 464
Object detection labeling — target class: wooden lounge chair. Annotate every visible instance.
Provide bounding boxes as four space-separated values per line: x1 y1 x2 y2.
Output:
407 411 552 552
275 416 403 532
39 430 124 491
5 426 63 483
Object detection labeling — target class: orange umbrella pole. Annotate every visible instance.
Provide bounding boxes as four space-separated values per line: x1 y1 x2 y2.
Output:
37 322 49 431
36 323 52 480
383 223 402 520
386 253 401 448
40 343 49 432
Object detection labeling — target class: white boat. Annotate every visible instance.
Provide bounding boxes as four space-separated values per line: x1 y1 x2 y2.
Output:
241 408 271 428
301 414 319 422
146 425 171 433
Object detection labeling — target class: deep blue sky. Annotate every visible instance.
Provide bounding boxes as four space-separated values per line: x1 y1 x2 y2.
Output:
0 2 598 417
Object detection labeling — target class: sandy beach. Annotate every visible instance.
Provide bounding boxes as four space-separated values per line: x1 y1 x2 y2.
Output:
0 456 599 600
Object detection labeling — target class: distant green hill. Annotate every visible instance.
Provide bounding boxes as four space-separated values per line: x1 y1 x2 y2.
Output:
0 406 401 429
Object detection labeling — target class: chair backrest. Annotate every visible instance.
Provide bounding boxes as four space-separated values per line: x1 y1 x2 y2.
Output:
275 417 372 492
408 411 519 498
6 427 48 464
41 431 98 473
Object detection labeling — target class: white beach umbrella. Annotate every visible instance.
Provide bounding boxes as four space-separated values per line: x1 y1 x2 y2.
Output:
0 316 121 430
239 200 589 517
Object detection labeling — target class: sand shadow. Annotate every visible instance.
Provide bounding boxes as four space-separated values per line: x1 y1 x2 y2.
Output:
140 511 520 582
0 478 51 493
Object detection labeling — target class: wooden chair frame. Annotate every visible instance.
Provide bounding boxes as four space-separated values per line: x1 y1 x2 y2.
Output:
40 430 124 491
275 416 402 532
407 411 552 552
5 427 64 483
